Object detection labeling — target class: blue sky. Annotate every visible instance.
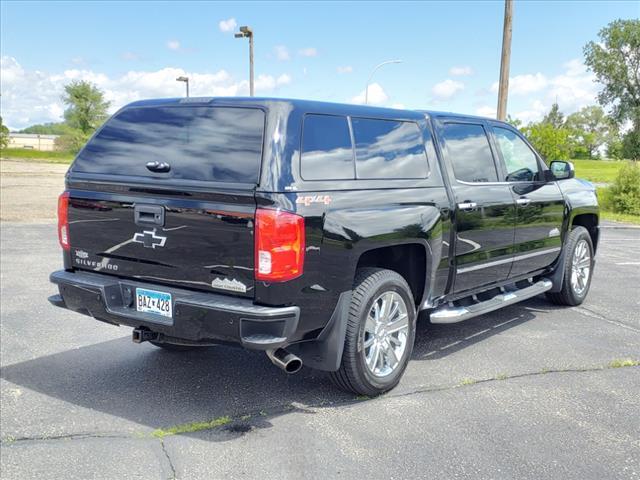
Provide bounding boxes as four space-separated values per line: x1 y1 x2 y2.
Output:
1 0 638 130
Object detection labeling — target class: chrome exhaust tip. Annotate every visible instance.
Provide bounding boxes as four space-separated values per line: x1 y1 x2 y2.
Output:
266 348 303 374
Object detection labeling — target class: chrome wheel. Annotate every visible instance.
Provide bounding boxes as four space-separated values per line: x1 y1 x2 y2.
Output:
363 291 409 378
570 239 591 296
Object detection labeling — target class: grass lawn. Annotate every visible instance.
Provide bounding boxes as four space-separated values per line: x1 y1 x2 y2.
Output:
600 211 640 225
0 147 74 163
571 159 624 184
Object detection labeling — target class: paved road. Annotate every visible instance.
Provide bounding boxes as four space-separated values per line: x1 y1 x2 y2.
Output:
1 222 638 479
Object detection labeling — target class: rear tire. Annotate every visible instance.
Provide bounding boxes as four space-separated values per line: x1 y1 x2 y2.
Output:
149 341 202 352
330 268 417 396
546 226 594 306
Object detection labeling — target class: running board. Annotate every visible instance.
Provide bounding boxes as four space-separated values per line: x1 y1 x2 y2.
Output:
430 278 552 324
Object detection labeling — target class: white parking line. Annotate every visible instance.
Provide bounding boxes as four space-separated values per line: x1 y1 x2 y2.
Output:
615 262 640 265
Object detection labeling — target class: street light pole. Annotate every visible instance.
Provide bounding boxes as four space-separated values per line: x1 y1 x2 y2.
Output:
176 76 189 97
497 0 513 121
235 26 254 96
365 60 402 105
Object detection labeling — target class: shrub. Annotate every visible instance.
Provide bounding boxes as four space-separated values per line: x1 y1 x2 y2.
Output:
596 187 612 211
55 128 90 153
608 161 640 215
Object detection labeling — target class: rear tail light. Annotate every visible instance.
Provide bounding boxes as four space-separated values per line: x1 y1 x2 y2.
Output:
255 208 305 282
58 191 70 251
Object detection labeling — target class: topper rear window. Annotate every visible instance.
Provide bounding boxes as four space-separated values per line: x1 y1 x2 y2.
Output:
72 106 265 184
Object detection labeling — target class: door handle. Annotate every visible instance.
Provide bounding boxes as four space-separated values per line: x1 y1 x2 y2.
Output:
134 204 165 226
458 202 478 211
146 161 171 173
516 197 531 207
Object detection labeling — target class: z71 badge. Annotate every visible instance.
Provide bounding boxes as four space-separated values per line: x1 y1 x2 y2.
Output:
296 195 332 207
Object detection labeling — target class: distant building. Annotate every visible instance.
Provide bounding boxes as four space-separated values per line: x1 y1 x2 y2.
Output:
8 133 60 151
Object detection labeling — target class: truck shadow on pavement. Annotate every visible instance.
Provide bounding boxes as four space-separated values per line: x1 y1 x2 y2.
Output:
1 298 546 442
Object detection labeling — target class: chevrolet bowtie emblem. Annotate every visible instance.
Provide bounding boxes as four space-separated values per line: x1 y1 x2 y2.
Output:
132 229 167 249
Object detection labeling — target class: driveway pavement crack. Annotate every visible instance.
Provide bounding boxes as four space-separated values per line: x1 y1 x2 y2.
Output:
2 432 132 445
574 305 640 333
160 439 177 480
388 363 640 402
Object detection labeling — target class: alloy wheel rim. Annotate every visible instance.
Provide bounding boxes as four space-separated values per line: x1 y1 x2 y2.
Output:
570 239 591 296
363 291 409 378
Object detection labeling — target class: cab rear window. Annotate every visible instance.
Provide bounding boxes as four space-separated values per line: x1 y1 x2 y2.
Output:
73 106 265 184
300 114 428 181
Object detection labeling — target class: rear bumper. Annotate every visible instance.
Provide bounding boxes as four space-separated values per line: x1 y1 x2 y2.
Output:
49 270 299 350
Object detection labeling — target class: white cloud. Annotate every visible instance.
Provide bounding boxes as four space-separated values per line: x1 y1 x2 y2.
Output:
276 73 292 86
490 73 548 95
274 45 290 61
514 100 548 124
391 103 406 110
505 59 599 124
449 66 474 76
218 18 237 33
351 82 388 105
298 47 317 57
166 40 181 51
0 55 292 130
475 106 496 118
337 65 353 74
431 79 465 100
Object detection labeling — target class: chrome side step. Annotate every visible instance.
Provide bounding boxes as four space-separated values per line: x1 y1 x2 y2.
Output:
429 278 552 324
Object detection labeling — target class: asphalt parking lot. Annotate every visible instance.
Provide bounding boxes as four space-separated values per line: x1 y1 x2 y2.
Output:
1 221 639 480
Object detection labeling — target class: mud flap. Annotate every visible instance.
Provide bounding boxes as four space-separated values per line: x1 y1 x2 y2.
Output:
287 290 352 372
548 242 569 293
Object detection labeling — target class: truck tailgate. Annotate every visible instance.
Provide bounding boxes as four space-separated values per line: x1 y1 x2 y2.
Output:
67 191 256 297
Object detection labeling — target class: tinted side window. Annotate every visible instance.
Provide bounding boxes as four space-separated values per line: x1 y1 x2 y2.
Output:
442 123 498 183
352 118 428 179
493 127 541 182
301 114 354 180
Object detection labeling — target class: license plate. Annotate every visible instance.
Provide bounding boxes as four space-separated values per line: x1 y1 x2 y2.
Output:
136 288 172 318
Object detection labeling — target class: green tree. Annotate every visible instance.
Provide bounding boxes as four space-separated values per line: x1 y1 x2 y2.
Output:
622 130 640 160
606 134 624 159
0 116 9 149
522 121 572 161
565 106 614 158
506 115 522 129
584 19 640 134
20 122 69 135
54 129 91 153
542 102 565 128
61 80 110 134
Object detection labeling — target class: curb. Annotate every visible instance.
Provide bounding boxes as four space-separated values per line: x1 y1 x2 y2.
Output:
600 225 640 230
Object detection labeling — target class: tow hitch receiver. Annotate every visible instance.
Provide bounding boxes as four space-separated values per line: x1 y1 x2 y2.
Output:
132 328 159 344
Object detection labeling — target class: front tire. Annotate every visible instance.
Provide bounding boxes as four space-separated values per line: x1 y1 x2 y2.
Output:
546 226 594 306
330 268 417 396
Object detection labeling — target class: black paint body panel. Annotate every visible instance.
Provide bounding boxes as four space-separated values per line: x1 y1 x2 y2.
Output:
52 97 599 371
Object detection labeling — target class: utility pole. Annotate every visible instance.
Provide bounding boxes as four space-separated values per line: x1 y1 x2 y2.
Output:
497 0 513 121
235 26 254 96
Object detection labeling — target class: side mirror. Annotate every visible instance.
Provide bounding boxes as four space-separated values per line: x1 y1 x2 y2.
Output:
549 161 575 180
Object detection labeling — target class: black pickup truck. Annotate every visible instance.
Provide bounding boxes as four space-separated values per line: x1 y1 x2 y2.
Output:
49 97 599 395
